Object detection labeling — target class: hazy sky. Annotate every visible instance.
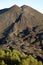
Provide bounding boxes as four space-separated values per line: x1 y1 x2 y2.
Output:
0 0 43 13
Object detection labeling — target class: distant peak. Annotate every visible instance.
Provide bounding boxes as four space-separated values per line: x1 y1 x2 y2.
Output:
11 5 20 9
13 5 19 7
21 5 29 8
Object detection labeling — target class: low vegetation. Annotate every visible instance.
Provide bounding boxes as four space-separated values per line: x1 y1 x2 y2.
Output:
0 49 43 65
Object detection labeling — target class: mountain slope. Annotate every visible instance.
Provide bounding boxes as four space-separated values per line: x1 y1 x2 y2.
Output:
0 5 43 61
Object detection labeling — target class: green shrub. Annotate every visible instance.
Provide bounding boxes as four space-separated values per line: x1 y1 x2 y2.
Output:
0 50 5 58
0 49 43 65
0 60 7 65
